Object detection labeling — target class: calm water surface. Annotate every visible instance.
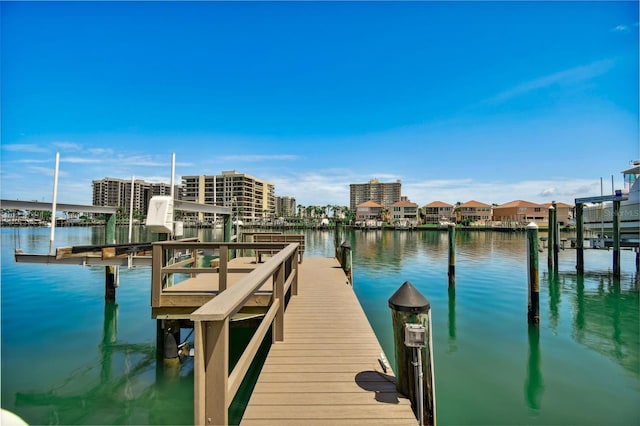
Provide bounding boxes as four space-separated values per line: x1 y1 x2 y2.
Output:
1 227 638 425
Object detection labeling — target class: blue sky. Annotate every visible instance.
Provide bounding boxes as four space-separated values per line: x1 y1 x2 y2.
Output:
1 1 638 208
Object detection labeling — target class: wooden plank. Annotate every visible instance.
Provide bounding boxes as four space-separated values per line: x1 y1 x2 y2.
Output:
242 405 416 420
242 419 416 426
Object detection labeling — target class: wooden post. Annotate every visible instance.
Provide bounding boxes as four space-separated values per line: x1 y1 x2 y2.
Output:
273 263 285 342
105 213 118 301
613 200 621 277
447 224 455 287
575 203 584 275
553 202 559 270
527 222 540 325
194 319 229 426
448 286 456 340
219 245 228 292
388 281 435 425
341 241 352 285
547 205 555 270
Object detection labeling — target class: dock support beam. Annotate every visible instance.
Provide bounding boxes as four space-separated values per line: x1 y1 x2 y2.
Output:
389 281 435 426
552 202 559 270
575 203 584 275
613 200 621 277
105 213 118 301
448 224 456 287
194 319 229 426
547 205 555 270
340 241 352 285
526 223 540 325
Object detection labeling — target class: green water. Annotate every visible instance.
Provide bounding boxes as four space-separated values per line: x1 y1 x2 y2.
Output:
1 227 638 425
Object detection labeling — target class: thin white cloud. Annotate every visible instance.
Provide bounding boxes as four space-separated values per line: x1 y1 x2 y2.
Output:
2 144 49 153
611 23 638 33
218 154 300 162
52 141 83 151
88 148 114 156
485 59 615 105
62 157 103 164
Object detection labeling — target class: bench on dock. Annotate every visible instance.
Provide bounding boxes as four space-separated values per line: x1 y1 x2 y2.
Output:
254 234 305 263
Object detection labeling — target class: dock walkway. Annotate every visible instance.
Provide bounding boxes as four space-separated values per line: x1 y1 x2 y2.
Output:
241 256 417 425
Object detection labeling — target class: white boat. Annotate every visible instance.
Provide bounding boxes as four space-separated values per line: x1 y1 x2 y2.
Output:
582 161 640 241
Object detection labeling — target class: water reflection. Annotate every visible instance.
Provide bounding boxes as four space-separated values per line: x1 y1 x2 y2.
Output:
447 287 457 354
525 325 544 411
546 270 640 377
14 301 178 425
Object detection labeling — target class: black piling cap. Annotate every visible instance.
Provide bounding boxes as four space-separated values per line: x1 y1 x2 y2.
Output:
388 281 430 312
340 241 351 249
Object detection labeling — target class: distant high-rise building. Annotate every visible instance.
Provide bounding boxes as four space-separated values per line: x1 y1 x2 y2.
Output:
276 196 296 218
349 179 402 210
181 170 275 223
92 177 175 216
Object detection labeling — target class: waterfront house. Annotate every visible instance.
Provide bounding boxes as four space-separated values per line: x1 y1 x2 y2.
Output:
422 201 455 224
390 198 419 226
492 200 546 225
355 200 384 223
455 200 492 224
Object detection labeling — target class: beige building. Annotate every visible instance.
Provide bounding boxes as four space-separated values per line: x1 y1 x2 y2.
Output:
350 179 401 210
455 200 492 223
92 177 174 217
390 198 419 224
493 200 574 226
422 201 455 224
492 200 546 224
276 196 296 218
181 170 275 224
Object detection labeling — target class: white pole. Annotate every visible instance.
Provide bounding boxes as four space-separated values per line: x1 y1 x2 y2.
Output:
49 152 60 255
170 152 176 199
128 175 135 243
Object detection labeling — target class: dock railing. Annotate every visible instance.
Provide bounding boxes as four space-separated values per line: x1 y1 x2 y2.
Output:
149 241 299 425
151 241 300 310
189 242 299 425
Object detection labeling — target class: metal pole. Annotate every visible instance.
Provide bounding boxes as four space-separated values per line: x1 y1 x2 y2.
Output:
49 152 60 255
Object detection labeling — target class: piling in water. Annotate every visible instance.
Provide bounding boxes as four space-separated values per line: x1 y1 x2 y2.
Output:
340 241 352 285
388 281 435 425
613 200 621 277
447 224 455 288
575 203 584 274
527 223 540 325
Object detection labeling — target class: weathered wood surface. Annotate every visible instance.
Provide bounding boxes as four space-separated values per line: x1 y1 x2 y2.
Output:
241 257 417 425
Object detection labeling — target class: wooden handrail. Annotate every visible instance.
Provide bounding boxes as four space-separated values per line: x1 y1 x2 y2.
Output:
190 243 298 321
188 243 299 426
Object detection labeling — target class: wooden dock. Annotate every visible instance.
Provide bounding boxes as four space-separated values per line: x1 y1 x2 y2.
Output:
240 257 417 425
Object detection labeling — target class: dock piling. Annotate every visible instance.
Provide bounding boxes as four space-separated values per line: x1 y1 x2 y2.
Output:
340 241 353 285
575 203 584 274
448 224 456 287
613 200 621 277
527 223 540 324
388 281 435 425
